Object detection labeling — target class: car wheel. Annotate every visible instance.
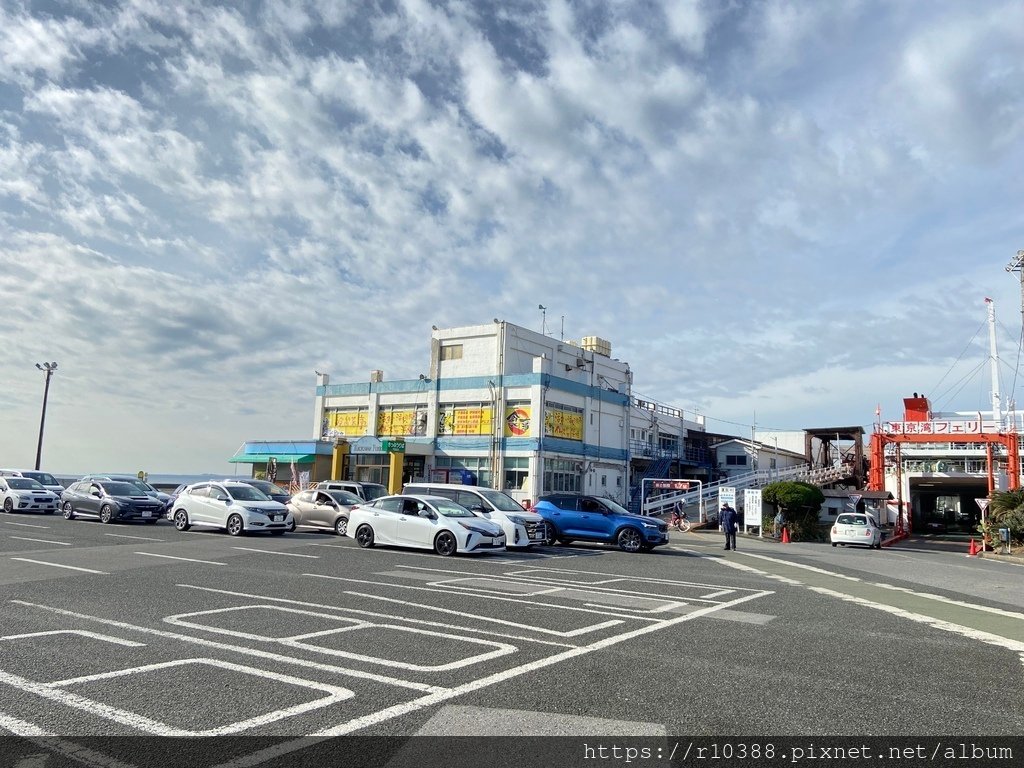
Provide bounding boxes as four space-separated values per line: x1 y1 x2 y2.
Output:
3 498 13 513
543 524 560 546
99 505 115 524
616 527 643 553
63 502 75 520
334 516 349 537
355 524 375 548
434 531 458 557
226 514 244 536
173 509 190 531
831 542 837 547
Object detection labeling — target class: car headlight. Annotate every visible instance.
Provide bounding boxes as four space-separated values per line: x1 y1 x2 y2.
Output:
245 506 268 515
507 515 524 525
641 522 658 529
458 522 490 534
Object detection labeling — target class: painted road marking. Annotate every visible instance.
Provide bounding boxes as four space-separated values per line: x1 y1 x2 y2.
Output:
303 573 665 622
869 582 1024 622
2 522 51 529
133 552 225 566
11 601 445 694
0 630 144 648
737 551 862 581
0 711 54 736
165 605 369 642
807 586 1024 655
104 534 162 542
0 659 354 737
10 537 71 546
10 559 106 575
230 547 319 558
176 584 597 647
700 589 735 599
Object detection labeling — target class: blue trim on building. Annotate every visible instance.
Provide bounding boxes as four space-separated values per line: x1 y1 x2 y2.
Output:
321 373 628 403
241 440 335 456
538 437 628 461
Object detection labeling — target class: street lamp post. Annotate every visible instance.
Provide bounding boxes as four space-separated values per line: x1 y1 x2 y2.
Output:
34 362 58 470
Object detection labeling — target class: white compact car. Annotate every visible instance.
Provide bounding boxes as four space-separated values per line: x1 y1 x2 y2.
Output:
0 476 60 514
401 483 546 548
171 480 292 536
830 512 882 549
349 494 506 556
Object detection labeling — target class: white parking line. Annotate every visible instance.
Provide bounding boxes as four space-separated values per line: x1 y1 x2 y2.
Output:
1 521 50 529
133 552 225 566
231 547 319 559
177 584 595 647
10 558 106 574
104 533 163 542
0 630 145 647
11 536 71 546
12 600 446 694
0 710 54 736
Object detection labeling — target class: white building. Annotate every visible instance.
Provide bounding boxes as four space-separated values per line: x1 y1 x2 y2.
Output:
312 321 635 504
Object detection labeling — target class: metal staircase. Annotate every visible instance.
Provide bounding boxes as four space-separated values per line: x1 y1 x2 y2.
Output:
627 457 673 514
640 463 850 517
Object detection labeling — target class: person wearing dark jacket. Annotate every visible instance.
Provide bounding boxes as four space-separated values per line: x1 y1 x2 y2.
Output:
721 503 738 551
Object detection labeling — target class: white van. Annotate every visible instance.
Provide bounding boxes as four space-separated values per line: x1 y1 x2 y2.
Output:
401 482 546 548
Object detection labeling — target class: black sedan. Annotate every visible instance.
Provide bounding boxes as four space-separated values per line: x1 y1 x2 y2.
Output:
61 480 166 524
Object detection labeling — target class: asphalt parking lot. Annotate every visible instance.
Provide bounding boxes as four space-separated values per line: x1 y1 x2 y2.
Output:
2 513 1023 766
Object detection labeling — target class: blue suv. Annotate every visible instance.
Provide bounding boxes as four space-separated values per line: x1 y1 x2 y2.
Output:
533 494 669 553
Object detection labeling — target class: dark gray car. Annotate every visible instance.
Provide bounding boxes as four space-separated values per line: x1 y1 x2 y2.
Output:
61 480 166 524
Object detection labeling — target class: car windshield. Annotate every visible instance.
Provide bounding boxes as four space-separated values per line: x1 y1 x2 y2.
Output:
328 490 362 505
476 488 526 512
361 484 387 501
8 478 44 490
104 481 142 496
125 479 156 494
837 514 867 526
22 472 58 486
432 499 476 518
227 485 271 501
599 498 631 515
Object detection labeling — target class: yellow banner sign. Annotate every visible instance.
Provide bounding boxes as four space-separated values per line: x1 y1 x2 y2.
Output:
504 406 532 437
378 409 418 436
327 410 368 434
544 408 583 440
438 407 492 435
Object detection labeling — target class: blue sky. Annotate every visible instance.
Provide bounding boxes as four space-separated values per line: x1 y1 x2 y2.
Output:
1 0 1022 474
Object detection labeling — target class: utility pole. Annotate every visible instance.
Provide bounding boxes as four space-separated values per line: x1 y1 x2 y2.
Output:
34 362 58 470
1006 250 1024 431
985 298 1001 425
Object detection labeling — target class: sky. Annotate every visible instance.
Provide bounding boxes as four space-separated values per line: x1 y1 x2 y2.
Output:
1 0 1023 475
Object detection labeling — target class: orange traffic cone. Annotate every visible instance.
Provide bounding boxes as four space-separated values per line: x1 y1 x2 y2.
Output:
967 538 979 557
781 526 791 544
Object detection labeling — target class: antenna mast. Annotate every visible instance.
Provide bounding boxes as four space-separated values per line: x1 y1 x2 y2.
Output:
986 297 1001 425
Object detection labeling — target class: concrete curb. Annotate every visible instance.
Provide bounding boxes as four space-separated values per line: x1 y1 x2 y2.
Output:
880 533 909 548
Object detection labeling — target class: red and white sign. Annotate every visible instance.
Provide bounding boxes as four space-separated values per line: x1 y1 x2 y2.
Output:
652 480 689 490
882 420 999 435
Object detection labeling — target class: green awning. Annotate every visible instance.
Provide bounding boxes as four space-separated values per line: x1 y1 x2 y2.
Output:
228 453 316 464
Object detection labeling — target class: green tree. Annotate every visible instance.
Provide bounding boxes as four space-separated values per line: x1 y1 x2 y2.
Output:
761 481 826 541
986 490 1024 546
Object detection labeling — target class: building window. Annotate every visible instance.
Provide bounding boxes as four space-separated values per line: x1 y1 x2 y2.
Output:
726 455 747 466
434 455 491 487
543 458 581 493
503 457 529 491
440 344 463 360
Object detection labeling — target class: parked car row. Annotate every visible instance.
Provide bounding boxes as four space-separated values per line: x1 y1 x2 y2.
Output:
1 468 670 556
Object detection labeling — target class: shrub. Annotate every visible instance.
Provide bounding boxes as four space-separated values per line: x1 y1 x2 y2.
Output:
761 480 825 541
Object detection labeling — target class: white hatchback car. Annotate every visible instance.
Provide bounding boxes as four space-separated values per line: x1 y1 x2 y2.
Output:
0 476 60 514
830 512 882 549
171 480 292 536
349 494 506 556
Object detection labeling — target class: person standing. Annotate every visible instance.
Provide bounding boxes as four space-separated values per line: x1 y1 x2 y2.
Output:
773 510 784 539
721 503 738 551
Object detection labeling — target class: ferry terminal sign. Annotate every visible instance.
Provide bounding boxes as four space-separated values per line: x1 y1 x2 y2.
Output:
882 420 999 435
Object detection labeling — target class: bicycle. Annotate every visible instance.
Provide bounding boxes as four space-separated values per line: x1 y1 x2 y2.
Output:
668 506 691 533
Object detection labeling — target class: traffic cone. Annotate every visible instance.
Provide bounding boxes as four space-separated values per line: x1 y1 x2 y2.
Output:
781 526 791 544
967 538 979 557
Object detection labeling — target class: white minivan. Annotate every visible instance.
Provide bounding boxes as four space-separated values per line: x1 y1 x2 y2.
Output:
401 483 546 548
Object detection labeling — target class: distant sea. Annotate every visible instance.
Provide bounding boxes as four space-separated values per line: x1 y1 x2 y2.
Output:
53 472 251 490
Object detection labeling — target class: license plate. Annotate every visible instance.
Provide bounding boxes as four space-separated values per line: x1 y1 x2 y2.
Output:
273 515 283 522
142 511 151 518
529 531 544 540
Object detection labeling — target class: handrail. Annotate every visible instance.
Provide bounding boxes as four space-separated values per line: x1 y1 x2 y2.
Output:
641 463 848 514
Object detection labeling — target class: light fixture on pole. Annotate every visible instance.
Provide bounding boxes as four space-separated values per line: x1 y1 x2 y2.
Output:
538 304 547 336
34 362 58 470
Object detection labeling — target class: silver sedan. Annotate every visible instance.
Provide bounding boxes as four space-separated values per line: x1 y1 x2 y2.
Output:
286 488 362 536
